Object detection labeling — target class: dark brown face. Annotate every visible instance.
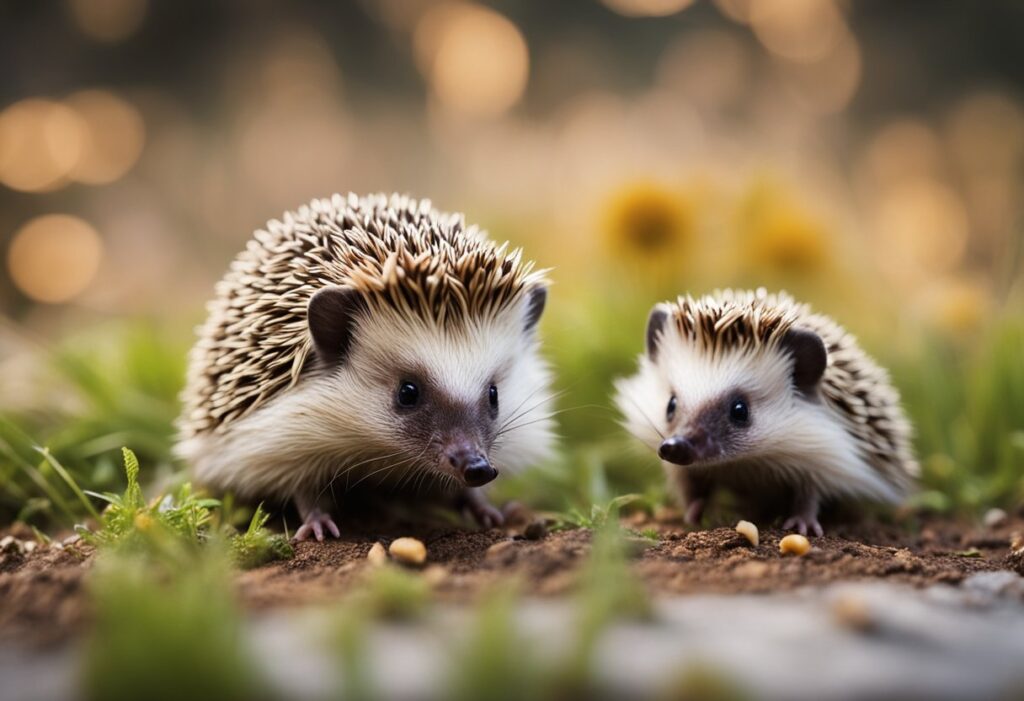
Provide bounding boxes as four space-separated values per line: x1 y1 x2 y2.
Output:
392 369 501 487
658 390 753 466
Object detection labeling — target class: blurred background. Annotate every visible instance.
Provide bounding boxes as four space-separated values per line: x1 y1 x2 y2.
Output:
1 0 1022 526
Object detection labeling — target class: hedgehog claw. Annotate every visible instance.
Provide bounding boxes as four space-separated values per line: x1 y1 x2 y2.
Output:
294 508 340 542
461 489 505 530
684 498 706 526
783 515 823 538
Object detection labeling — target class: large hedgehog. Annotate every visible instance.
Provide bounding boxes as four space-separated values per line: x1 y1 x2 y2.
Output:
615 289 918 536
176 193 555 540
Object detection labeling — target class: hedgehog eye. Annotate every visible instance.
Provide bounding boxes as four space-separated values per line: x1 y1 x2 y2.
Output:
666 394 677 422
488 384 499 412
729 398 750 426
397 381 420 408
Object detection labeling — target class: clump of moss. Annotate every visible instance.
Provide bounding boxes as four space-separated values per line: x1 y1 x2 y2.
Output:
229 504 293 569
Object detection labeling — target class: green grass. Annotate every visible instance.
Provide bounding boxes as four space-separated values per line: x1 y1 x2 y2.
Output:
0 323 184 527
894 317 1024 514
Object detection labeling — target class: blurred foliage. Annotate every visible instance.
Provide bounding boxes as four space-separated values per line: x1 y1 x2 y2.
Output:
446 522 650 700
348 562 432 621
895 316 1024 513
82 544 269 701
0 323 184 526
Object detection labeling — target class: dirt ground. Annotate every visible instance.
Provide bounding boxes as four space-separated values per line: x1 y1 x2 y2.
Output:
3 509 1024 647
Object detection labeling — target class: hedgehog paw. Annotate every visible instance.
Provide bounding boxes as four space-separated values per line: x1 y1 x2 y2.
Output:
294 508 341 542
461 489 505 530
782 515 823 538
684 498 706 526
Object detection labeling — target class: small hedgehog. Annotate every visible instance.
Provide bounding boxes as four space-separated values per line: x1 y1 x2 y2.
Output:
615 289 918 536
175 193 555 541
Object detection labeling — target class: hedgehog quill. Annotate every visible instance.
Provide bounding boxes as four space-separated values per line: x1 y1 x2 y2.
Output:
176 193 555 541
615 289 918 536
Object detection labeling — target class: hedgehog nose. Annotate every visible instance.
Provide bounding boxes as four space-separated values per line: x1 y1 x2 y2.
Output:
448 450 498 487
659 437 696 466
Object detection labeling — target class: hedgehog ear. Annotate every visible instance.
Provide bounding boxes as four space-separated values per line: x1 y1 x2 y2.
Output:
523 285 547 334
646 305 670 361
308 287 362 365
780 327 827 397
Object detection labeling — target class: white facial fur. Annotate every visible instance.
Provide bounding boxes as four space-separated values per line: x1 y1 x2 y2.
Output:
180 296 555 501
615 320 903 503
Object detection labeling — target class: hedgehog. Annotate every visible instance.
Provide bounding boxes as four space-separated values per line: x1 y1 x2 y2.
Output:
614 289 918 536
175 193 555 541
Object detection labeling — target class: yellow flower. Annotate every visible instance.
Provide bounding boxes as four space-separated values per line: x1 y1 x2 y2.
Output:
601 181 695 261
926 276 990 337
737 181 830 276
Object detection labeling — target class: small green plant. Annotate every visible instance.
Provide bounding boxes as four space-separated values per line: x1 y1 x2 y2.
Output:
79 448 292 569
551 493 648 531
79 447 219 551
230 504 294 569
638 527 660 541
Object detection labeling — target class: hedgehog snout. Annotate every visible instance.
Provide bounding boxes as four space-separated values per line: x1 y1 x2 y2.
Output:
444 443 497 487
659 429 717 466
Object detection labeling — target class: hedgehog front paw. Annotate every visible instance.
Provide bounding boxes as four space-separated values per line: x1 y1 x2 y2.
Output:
683 498 706 526
294 508 341 542
461 488 505 530
782 515 823 538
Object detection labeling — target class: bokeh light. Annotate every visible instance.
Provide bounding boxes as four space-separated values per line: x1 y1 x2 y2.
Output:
874 179 970 277
922 275 992 337
862 120 944 188
713 0 754 24
600 0 695 18
657 31 750 111
749 0 845 64
65 90 146 185
0 99 84 192
66 0 147 43
945 92 1024 177
415 3 529 117
7 215 104 304
777 24 861 114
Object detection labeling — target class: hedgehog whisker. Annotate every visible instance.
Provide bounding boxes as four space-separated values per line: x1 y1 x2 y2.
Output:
497 390 566 435
318 448 407 500
348 453 419 491
494 403 596 437
497 385 546 429
621 393 666 441
393 433 438 494
497 387 568 434
367 438 436 493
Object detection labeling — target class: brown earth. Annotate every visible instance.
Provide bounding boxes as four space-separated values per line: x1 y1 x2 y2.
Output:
2 511 1024 647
